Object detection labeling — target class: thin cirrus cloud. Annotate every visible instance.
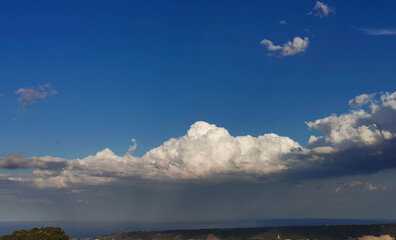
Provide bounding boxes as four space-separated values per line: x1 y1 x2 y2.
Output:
355 27 396 36
2 90 396 189
15 83 58 106
308 1 334 18
335 181 387 193
260 37 309 56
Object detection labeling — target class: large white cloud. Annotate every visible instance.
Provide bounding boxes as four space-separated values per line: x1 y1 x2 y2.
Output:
141 121 302 179
28 121 302 188
5 91 396 188
261 37 309 56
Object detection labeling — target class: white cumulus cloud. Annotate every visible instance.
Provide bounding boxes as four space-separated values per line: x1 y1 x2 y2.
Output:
349 93 375 108
261 37 309 56
14 121 302 188
5 91 396 188
260 39 282 51
141 121 302 179
307 91 396 149
309 1 334 18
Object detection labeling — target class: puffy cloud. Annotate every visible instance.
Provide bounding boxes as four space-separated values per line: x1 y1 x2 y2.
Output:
298 91 396 178
309 1 334 18
12 121 302 188
261 37 309 56
140 121 302 179
282 37 310 56
6 91 396 188
307 91 396 149
260 39 282 51
349 94 375 108
15 83 58 106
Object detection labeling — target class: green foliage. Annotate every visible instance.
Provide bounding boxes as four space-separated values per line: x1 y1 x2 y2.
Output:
0 227 69 240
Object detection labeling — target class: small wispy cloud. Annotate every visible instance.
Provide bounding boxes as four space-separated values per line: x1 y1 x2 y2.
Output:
355 27 396 36
126 139 137 155
349 93 376 108
261 36 309 57
279 19 287 25
15 83 58 106
308 1 334 18
335 181 387 193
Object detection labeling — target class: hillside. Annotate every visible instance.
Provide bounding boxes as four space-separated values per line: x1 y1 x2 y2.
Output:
0 227 70 240
98 223 396 240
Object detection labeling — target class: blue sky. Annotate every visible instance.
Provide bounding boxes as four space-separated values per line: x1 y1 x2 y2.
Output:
1 0 396 225
1 0 395 158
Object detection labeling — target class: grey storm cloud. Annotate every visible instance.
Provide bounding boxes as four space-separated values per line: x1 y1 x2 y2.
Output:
15 83 58 106
3 90 396 188
0 153 66 170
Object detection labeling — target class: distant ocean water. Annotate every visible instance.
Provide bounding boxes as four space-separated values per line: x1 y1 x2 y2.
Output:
0 219 395 238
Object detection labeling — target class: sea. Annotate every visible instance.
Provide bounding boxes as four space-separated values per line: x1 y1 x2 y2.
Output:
0 219 395 238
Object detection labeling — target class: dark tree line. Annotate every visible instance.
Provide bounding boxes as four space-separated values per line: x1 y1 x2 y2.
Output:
0 227 69 240
100 223 396 240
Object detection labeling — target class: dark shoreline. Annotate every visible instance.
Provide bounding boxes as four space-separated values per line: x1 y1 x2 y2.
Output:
1 219 396 239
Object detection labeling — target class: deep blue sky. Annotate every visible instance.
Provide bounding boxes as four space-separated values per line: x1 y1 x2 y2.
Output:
1 1 396 226
1 0 395 159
